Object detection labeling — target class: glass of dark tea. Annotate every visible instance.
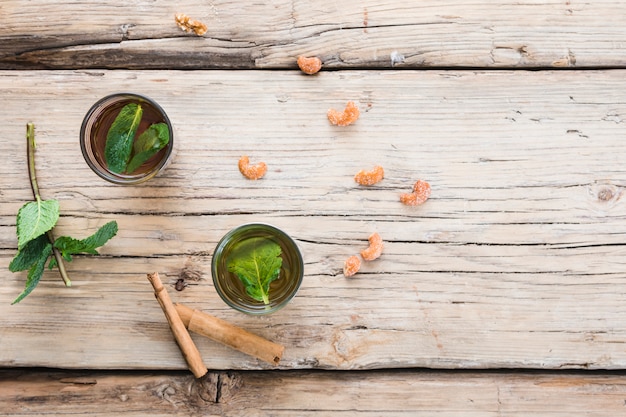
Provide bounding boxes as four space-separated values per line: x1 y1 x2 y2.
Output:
212 223 304 315
80 93 174 185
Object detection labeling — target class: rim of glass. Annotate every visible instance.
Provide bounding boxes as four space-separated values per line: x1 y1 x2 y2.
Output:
80 92 174 185
212 223 304 315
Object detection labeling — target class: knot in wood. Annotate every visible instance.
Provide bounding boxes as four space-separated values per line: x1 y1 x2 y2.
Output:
175 278 187 291
589 182 620 207
597 187 614 202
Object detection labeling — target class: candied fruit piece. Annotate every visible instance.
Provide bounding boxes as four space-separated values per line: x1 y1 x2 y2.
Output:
343 255 361 277
413 179 431 196
400 180 431 206
175 13 208 36
354 165 384 186
238 155 267 180
327 101 360 126
360 232 383 261
297 55 322 75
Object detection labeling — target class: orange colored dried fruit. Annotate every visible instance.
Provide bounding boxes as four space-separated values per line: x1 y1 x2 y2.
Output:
400 180 431 206
360 232 383 261
297 56 322 75
343 255 361 277
354 165 384 186
175 13 208 36
327 101 360 126
238 155 267 180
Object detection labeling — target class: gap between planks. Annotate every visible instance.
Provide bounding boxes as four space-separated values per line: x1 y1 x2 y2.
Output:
2 368 626 416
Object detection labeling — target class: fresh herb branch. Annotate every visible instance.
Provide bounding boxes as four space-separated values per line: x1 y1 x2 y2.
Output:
9 123 118 304
26 123 71 286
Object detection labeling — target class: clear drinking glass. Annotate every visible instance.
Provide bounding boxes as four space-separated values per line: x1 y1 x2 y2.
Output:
80 93 174 185
212 223 304 315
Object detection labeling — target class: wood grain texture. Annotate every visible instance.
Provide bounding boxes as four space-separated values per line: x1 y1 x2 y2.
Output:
1 1 626 69
2 369 626 416
1 70 626 371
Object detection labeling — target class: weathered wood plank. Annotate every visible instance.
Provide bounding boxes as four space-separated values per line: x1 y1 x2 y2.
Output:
2 369 626 416
1 1 625 69
1 70 626 371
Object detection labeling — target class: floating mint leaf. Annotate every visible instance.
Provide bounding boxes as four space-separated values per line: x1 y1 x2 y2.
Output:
12 242 52 304
227 238 282 305
16 199 59 250
54 221 118 262
105 103 143 173
126 122 170 173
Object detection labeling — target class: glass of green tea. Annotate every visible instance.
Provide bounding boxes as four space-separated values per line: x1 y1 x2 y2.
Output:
80 93 174 185
212 223 304 315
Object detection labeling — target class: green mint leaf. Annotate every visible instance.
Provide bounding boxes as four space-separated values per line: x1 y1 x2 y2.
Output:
54 221 118 261
16 199 59 250
12 242 52 304
126 123 170 173
48 257 58 270
83 220 119 247
133 123 169 154
227 238 282 305
105 103 143 173
9 234 50 272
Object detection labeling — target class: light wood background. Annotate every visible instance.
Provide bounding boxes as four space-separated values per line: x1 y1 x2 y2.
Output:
1 0 626 414
2 69 626 371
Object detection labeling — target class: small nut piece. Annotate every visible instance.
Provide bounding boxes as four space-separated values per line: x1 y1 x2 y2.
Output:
297 56 322 75
400 180 431 206
327 101 360 126
238 155 267 180
343 255 361 277
354 165 384 186
360 232 383 261
175 13 208 36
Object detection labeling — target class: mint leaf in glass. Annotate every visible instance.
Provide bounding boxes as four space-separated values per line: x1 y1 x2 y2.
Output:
126 122 170 173
105 103 143 173
227 238 282 305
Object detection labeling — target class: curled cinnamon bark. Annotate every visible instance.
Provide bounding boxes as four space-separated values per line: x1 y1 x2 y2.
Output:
175 303 285 365
147 272 208 378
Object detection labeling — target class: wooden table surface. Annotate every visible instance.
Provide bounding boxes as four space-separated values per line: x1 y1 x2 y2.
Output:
2 1 626 415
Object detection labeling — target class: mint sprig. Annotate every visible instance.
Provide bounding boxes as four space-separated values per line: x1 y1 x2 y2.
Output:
9 123 118 304
10 218 118 304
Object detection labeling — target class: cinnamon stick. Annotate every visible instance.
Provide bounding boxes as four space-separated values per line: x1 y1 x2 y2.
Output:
147 273 208 378
175 303 285 366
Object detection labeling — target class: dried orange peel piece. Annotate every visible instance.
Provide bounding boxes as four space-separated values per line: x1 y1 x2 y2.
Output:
175 13 208 36
327 101 360 126
400 180 431 206
360 232 383 261
238 155 267 180
297 56 322 75
354 165 384 186
343 255 361 277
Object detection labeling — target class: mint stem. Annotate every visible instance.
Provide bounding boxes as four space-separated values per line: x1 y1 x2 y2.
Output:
26 123 71 287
